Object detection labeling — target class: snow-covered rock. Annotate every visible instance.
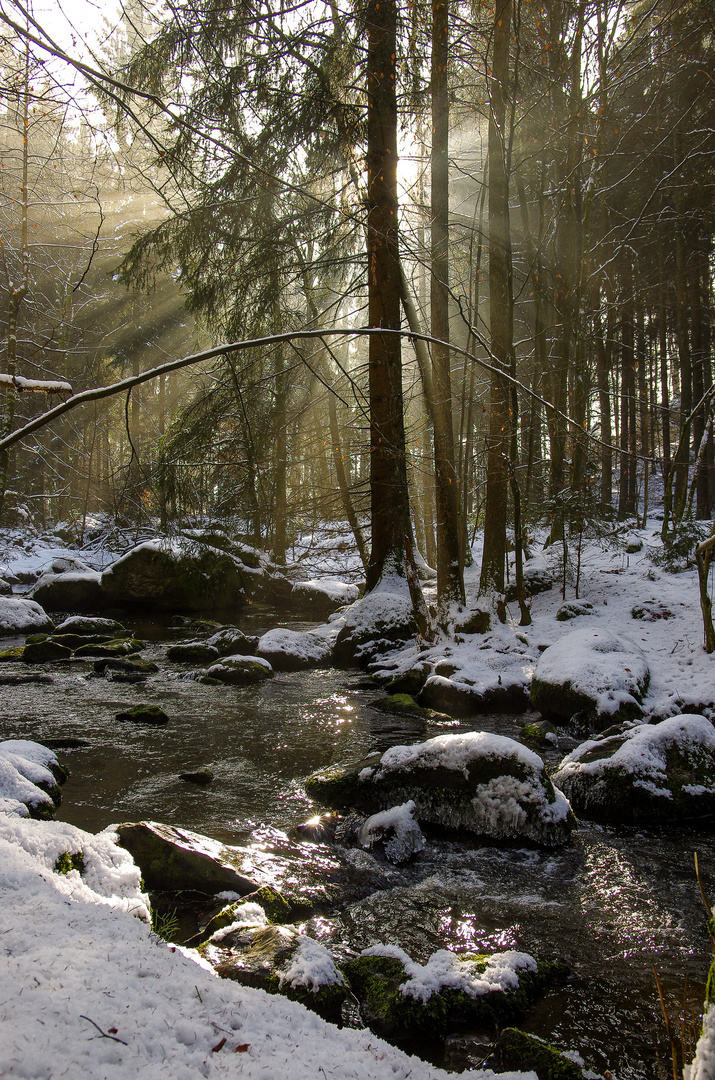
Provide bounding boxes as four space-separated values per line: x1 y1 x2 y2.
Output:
0 740 66 818
344 944 560 1039
291 578 360 615
553 714 715 825
257 627 332 671
306 732 573 847
357 800 426 864
688 1002 715 1080
530 627 650 726
0 596 53 636
333 579 418 664
0 814 521 1080
205 653 274 684
207 625 258 656
101 539 249 611
54 615 127 635
214 925 348 1020
30 569 104 611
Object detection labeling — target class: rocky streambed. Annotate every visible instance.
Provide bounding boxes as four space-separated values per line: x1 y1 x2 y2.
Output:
0 608 714 1078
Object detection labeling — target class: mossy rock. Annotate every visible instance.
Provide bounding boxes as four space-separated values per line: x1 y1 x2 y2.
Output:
114 820 261 894
706 940 715 1006
0 646 25 661
101 543 248 612
306 732 573 847
371 693 452 722
54 850 85 875
505 569 552 602
556 601 595 622
419 677 530 717
167 642 220 663
206 655 273 685
384 666 430 696
94 656 159 675
343 953 567 1040
74 638 145 658
206 627 258 657
215 925 347 1021
22 639 73 663
497 1028 585 1080
180 768 214 786
520 720 558 748
553 714 715 825
453 608 491 634
198 887 293 943
116 704 170 726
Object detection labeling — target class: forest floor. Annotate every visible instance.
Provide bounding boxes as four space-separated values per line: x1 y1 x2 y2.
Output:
0 513 714 1080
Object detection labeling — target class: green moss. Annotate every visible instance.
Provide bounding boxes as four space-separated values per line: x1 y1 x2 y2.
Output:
23 640 73 663
305 762 365 807
498 1028 584 1080
74 638 145 658
116 705 169 726
343 954 566 1039
0 646 24 661
54 850 85 875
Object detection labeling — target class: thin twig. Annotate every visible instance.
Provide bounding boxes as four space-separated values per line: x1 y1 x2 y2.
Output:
79 1015 128 1045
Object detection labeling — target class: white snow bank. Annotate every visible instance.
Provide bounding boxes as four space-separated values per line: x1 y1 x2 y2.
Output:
0 740 61 816
555 714 715 798
0 596 52 635
362 944 537 1004
686 1002 715 1080
0 815 534 1080
533 627 649 717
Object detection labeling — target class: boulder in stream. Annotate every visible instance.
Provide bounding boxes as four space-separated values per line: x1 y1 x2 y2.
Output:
0 597 53 637
204 654 273 685
0 740 67 818
306 731 573 847
213 925 348 1020
101 539 248 611
530 627 650 727
206 627 258 657
497 1028 586 1080
333 585 418 665
54 615 127 636
116 704 169 726
553 714 715 825
343 945 563 1039
290 579 359 616
166 642 220 664
257 628 331 671
30 571 104 612
114 820 264 894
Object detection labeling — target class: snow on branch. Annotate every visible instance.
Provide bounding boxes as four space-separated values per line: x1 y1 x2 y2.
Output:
0 374 72 394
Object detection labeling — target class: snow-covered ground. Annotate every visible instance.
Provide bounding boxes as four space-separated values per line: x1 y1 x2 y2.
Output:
0 815 533 1080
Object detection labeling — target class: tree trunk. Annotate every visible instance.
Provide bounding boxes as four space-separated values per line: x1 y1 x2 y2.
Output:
430 0 464 618
364 0 422 617
479 0 513 597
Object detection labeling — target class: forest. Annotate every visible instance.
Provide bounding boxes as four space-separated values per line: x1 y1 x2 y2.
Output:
1 1 715 1077
0 0 712 624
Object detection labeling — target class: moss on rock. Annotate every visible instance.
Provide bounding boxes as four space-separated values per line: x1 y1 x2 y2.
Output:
116 705 170 726
497 1029 584 1080
54 850 85 875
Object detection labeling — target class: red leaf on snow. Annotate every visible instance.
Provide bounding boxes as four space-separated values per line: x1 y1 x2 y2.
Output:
212 1038 227 1053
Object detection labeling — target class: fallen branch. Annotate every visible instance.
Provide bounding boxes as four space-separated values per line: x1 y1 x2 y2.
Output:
79 1015 128 1045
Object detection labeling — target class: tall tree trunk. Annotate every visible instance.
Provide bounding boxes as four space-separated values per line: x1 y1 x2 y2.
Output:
431 0 464 618
364 0 422 617
479 0 513 598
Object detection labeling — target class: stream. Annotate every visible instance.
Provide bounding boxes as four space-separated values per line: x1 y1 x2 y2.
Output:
1 606 713 1078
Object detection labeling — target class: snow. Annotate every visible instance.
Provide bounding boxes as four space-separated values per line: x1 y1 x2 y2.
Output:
292 579 359 605
687 1003 715 1080
257 628 331 664
0 373 72 393
554 714 715 798
533 627 650 717
0 812 536 1080
0 740 62 816
361 943 537 1004
0 596 52 634
357 800 426 863
209 903 268 941
375 731 546 780
278 935 346 992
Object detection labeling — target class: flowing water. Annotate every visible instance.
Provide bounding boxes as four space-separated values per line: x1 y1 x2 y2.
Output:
1 606 713 1078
